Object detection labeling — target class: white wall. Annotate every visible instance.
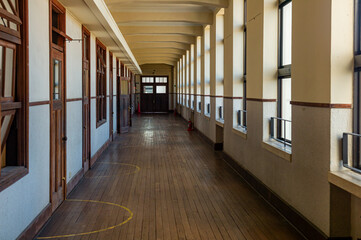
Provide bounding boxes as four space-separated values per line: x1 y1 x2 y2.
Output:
66 12 83 181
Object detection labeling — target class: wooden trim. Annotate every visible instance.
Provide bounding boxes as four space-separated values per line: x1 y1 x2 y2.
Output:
29 101 50 107
66 168 84 196
66 98 82 102
290 101 352 109
90 138 111 167
16 203 52 240
247 98 277 102
0 167 28 192
220 152 329 240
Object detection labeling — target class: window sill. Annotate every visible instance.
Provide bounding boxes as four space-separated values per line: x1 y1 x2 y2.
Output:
204 114 210 120
262 140 292 162
0 167 28 192
216 120 224 128
232 127 247 139
96 119 107 128
328 170 361 199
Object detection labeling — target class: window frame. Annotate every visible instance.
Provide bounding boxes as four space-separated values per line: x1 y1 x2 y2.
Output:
0 0 29 192
275 0 292 145
96 39 107 128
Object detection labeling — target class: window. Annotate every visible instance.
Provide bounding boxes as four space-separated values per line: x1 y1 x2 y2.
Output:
215 10 224 121
234 0 247 130
96 39 107 127
190 44 195 110
196 37 202 113
156 86 166 94
0 0 28 191
186 50 190 108
143 86 153 94
345 0 361 173
271 0 292 145
204 25 211 116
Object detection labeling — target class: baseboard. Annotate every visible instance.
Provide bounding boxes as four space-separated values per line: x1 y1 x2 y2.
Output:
66 168 84 196
214 142 223 151
193 128 223 151
221 152 351 240
90 139 111 167
16 204 52 240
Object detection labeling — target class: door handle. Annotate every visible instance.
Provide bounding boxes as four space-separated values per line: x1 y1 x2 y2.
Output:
62 137 68 141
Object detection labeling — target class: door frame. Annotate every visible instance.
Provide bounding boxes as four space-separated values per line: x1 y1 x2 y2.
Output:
82 26 91 173
49 0 67 212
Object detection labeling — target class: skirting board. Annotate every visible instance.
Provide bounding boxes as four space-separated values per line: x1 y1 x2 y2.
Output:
221 152 352 240
16 204 52 240
66 168 84 196
90 139 111 167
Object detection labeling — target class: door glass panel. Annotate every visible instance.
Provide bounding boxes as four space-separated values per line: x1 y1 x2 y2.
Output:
156 86 166 94
53 59 61 100
143 86 153 94
4 47 15 98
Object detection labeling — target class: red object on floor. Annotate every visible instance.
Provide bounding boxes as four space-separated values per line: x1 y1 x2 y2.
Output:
187 121 193 131
174 109 177 116
138 102 141 113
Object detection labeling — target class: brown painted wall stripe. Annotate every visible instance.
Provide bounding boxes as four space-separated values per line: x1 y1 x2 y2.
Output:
66 98 82 102
247 98 277 102
29 101 50 107
290 101 352 109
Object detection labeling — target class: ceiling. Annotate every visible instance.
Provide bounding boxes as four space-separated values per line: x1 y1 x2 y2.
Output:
104 0 228 67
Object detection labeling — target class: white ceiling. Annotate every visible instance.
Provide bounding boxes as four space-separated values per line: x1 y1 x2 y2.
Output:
104 0 228 67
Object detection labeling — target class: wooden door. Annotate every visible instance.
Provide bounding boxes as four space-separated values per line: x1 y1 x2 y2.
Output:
109 53 114 140
140 76 169 113
50 49 66 212
82 28 90 173
118 77 130 133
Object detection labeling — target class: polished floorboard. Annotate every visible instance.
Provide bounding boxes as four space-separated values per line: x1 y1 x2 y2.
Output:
36 114 305 240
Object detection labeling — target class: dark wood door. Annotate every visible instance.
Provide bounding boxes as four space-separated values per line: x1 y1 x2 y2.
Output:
82 28 90 173
118 77 130 133
140 76 169 113
109 54 113 140
50 49 66 212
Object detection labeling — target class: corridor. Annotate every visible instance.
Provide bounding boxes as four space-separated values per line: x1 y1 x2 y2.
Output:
36 115 304 240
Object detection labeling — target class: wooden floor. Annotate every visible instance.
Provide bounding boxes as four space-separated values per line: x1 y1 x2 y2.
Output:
36 114 305 240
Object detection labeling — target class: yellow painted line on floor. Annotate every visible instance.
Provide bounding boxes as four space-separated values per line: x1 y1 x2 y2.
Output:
85 163 140 178
37 199 133 239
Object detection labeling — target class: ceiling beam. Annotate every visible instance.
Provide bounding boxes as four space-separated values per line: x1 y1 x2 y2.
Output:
105 0 228 8
129 42 190 51
134 52 183 58
112 12 213 25
125 35 196 45
139 60 177 66
120 26 203 36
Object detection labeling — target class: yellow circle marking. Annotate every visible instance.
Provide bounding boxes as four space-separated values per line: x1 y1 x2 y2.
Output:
85 162 140 178
37 199 133 239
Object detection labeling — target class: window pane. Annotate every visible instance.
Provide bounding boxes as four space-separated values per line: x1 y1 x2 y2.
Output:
53 59 61 100
156 86 166 94
4 47 15 98
281 2 292 66
0 46 3 96
1 113 14 148
143 86 153 94
281 78 292 140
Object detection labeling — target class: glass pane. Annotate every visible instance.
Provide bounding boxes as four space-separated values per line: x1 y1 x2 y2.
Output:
1 113 14 147
281 78 292 140
156 86 166 94
143 86 153 94
4 47 14 98
53 59 61 100
281 2 292 66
